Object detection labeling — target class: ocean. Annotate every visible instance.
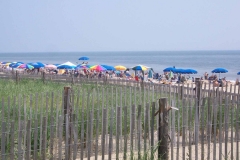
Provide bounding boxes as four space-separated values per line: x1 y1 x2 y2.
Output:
0 50 240 81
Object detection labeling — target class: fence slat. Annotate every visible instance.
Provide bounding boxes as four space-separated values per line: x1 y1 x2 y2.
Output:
137 105 142 159
144 103 149 153
50 116 54 160
41 117 47 160
87 111 93 160
33 119 39 160
65 114 70 160
236 85 240 160
25 120 31 160
116 107 121 160
58 115 63 160
108 108 114 160
130 105 135 160
201 97 207 160
72 114 78 160
225 96 230 160
213 98 218 160
95 89 100 160
1 122 6 160
182 99 186 160
101 108 107 160
18 121 24 160
10 122 15 160
123 106 128 160
151 102 155 160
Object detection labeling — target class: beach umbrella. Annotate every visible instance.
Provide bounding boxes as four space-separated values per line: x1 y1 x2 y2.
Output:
90 65 107 72
212 68 228 79
28 62 45 68
132 65 149 71
9 62 24 68
57 61 76 69
75 64 92 70
114 65 127 71
18 64 34 69
101 64 116 71
78 56 89 60
1 62 11 65
1 62 12 66
182 69 198 74
45 64 57 69
163 67 176 72
237 72 240 75
174 69 185 74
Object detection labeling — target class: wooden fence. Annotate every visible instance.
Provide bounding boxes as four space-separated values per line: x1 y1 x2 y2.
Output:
0 72 240 159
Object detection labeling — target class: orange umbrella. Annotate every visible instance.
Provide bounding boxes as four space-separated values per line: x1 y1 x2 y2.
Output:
114 65 127 71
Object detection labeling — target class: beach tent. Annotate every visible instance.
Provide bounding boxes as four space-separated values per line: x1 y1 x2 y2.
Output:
57 61 76 69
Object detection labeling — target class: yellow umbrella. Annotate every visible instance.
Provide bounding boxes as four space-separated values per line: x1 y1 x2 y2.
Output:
114 65 127 71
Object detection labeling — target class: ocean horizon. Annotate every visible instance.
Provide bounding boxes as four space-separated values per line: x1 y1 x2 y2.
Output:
1 50 240 81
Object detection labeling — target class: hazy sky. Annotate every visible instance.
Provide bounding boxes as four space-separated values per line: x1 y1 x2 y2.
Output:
0 0 240 52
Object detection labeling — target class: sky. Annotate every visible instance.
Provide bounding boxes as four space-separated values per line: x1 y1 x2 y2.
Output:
0 0 240 52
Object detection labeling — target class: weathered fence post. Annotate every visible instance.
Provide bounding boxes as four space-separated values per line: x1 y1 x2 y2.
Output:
64 86 72 160
157 98 169 160
16 70 19 83
195 78 201 106
42 71 45 83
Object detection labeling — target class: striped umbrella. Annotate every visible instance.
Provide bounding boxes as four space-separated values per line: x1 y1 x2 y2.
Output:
90 65 107 72
18 64 34 69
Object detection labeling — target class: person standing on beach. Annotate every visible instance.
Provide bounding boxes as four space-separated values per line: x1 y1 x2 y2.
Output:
204 72 208 80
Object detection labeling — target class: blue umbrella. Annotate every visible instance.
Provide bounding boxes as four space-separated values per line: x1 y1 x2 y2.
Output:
163 67 176 72
57 65 76 69
174 69 185 74
9 62 24 68
237 72 240 75
212 68 228 73
101 64 116 71
75 64 92 69
28 62 45 68
183 69 198 74
78 56 89 60
212 68 228 79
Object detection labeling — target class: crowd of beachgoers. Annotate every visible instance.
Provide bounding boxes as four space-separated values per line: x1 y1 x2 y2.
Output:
0 61 239 86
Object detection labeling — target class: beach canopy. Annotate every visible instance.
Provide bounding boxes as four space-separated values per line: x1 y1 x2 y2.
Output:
114 65 127 71
131 65 150 71
101 64 116 71
163 67 176 72
78 56 89 60
90 65 106 72
212 68 228 73
57 61 76 69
